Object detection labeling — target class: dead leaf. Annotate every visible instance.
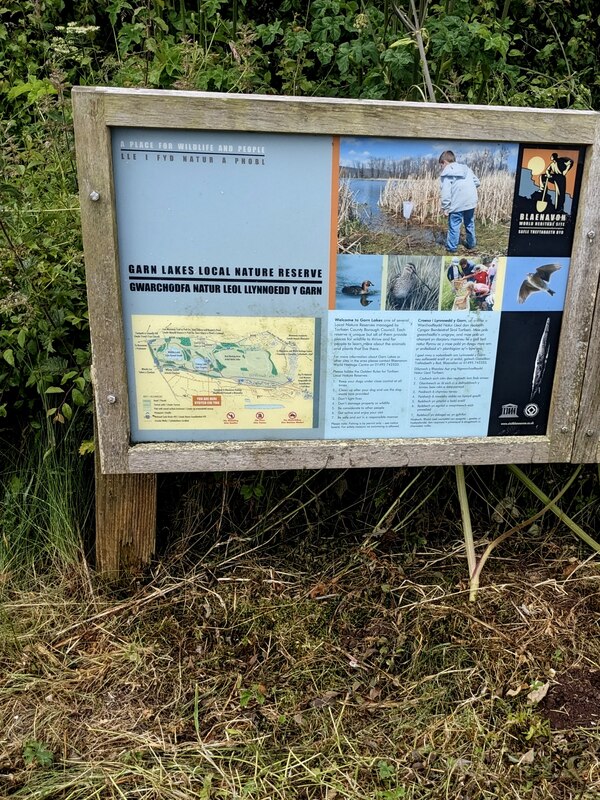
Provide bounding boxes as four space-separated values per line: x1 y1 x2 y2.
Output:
527 681 550 705
506 685 525 697
310 691 340 708
518 748 535 766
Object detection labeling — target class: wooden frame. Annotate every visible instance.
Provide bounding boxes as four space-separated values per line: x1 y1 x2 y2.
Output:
73 87 600 473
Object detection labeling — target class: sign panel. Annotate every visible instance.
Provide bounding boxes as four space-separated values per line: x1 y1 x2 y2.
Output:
72 89 600 471
111 128 584 443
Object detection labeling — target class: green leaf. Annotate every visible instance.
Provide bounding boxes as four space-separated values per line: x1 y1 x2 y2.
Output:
61 370 78 384
0 181 23 202
45 386 64 394
377 759 396 780
23 740 54 768
3 349 14 366
79 439 95 456
389 37 415 48
72 388 86 406
62 402 72 420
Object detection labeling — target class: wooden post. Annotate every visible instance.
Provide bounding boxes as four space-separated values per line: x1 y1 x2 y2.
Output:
93 413 157 576
94 456 157 576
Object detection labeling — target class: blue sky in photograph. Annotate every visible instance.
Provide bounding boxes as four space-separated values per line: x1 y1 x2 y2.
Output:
340 137 519 174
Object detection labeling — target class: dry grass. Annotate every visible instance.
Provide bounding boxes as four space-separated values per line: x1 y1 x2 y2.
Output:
380 170 514 226
338 179 360 229
1 465 600 799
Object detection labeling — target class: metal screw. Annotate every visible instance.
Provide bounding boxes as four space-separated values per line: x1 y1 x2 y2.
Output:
107 394 116 404
587 230 596 241
586 429 595 437
89 190 100 202
561 426 569 433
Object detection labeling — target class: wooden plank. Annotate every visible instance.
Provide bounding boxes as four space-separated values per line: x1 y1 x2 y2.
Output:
95 471 157 575
547 125 600 460
554 118 600 462
73 90 130 473
95 438 157 575
82 88 599 143
572 268 600 462
126 436 555 473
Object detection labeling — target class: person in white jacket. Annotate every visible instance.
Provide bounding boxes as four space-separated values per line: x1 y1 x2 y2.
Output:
438 150 480 253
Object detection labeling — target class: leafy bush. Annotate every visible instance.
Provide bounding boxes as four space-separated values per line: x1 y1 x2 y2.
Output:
0 106 92 430
1 1 598 435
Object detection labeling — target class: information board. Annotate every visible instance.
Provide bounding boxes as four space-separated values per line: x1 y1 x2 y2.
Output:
72 89 600 471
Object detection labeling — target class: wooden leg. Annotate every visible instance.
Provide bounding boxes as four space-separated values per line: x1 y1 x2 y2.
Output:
95 455 157 576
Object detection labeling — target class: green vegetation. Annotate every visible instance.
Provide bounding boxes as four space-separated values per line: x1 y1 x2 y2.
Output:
1 467 600 798
341 219 510 257
2 0 599 430
1 1 600 797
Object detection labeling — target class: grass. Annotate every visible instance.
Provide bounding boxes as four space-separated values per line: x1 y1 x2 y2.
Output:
380 170 514 227
1 464 600 798
340 220 511 258
0 419 93 583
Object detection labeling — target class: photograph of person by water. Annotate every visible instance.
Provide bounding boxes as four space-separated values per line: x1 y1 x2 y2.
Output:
338 137 519 257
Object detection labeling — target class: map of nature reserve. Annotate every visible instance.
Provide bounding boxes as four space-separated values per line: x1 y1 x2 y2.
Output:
132 315 316 430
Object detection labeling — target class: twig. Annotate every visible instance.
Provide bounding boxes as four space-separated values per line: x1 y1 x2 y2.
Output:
455 465 477 600
470 464 584 593
508 464 600 553
392 1 436 102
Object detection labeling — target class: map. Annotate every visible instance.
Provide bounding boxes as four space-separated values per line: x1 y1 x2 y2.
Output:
131 315 317 430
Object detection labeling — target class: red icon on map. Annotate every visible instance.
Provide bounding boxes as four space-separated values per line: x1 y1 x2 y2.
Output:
255 412 265 420
226 412 236 420
288 411 297 419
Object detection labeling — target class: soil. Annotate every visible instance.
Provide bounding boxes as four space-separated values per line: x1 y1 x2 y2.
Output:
540 668 600 729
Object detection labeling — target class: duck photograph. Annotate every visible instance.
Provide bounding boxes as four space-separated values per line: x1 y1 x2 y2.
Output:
335 254 382 311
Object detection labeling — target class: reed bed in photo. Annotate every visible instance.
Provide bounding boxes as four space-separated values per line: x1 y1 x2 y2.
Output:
338 178 361 228
338 179 367 254
380 169 514 226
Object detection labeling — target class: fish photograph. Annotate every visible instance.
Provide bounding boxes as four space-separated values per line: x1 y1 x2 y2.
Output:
487 311 563 436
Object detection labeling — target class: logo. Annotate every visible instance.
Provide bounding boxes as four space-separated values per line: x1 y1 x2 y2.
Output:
524 403 539 418
226 411 236 420
499 403 519 419
255 411 265 420
288 411 298 420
